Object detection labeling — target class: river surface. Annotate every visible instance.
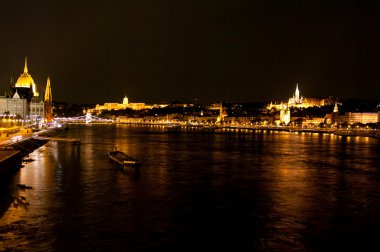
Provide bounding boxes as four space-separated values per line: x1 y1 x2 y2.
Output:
1 125 380 251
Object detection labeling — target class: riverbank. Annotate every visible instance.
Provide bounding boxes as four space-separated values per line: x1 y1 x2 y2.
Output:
0 127 64 177
115 122 380 138
0 137 48 177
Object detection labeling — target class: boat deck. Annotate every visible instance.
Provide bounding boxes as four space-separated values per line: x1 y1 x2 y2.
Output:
109 151 140 167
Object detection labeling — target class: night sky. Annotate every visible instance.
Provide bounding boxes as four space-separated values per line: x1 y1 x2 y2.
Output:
0 0 378 104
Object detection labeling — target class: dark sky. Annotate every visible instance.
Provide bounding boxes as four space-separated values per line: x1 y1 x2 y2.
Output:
0 0 378 104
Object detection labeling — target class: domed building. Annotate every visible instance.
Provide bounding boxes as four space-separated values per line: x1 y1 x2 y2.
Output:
0 58 52 122
12 57 39 99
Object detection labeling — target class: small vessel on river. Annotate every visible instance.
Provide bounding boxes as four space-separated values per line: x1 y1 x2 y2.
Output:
164 123 181 130
109 149 140 167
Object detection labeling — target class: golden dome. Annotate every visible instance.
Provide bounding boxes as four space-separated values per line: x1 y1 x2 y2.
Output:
16 73 36 88
15 57 39 96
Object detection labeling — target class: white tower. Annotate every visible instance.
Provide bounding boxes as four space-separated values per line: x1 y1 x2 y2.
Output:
333 102 339 113
294 83 300 102
85 112 92 123
122 96 129 106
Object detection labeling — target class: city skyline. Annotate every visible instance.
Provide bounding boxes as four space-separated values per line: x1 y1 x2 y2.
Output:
0 0 378 104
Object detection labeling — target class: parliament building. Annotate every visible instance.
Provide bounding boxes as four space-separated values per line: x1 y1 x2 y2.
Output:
0 58 53 122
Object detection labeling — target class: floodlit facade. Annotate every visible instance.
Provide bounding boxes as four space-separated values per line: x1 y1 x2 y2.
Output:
348 112 378 124
44 77 53 123
280 104 291 125
216 102 228 123
267 84 325 110
30 98 44 120
90 96 153 114
288 84 324 108
0 95 28 118
330 108 378 125
0 58 51 121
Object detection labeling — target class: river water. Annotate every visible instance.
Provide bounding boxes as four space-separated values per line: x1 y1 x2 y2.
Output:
1 125 380 251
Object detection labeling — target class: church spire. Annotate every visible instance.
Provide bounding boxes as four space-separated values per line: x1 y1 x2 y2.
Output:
24 57 28 73
44 77 54 123
295 83 300 101
44 77 52 103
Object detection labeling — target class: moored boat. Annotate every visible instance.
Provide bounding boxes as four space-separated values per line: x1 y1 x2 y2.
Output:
164 123 181 129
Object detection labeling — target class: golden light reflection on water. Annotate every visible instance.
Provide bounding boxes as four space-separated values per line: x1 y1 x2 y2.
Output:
260 132 380 249
0 126 379 251
260 136 325 248
113 124 170 198
0 144 58 250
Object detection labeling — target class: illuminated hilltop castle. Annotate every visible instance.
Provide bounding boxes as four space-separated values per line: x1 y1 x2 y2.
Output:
89 95 153 114
267 84 325 110
288 84 303 106
0 58 53 122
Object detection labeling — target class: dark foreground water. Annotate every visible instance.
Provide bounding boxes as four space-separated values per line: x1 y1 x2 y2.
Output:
1 125 380 251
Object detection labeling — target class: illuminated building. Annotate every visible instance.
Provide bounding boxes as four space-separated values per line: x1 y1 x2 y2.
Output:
30 97 45 120
333 102 339 113
216 102 228 123
127 103 150 110
280 104 290 125
302 118 324 127
330 111 378 125
90 96 193 115
329 100 379 125
348 112 378 124
13 57 39 97
90 95 153 114
0 58 51 121
122 96 129 106
94 102 126 111
288 83 303 105
287 84 324 108
267 84 325 110
0 93 28 118
267 101 285 110
44 77 53 123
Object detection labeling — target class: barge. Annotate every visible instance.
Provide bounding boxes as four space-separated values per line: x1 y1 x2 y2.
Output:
109 150 140 167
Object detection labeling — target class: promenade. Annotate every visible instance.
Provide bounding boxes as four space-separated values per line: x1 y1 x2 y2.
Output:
0 132 33 148
0 126 57 177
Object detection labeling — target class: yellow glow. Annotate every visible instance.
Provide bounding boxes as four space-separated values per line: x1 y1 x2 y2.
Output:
14 57 39 96
44 77 52 103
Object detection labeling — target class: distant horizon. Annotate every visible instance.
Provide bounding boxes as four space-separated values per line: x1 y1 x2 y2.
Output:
51 95 379 106
1 75 379 105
